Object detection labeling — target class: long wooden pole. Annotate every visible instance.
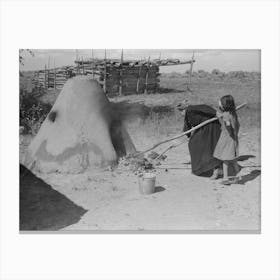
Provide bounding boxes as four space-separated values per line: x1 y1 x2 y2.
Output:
154 144 176 160
133 103 247 157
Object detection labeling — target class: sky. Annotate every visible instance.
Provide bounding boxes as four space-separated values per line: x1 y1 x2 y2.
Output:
20 49 260 73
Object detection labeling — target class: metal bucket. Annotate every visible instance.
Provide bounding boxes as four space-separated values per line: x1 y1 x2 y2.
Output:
138 173 156 195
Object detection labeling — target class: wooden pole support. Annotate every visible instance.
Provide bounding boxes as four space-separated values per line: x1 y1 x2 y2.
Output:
104 49 107 93
54 60 56 89
91 49 94 78
144 56 150 94
136 64 142 94
119 49 123 96
187 51 195 92
44 64 47 89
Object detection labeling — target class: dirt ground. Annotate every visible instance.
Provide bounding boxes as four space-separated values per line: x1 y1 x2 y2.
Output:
20 74 261 232
20 126 260 232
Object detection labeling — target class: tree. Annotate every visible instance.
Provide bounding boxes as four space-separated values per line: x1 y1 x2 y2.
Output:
19 49 34 77
19 49 34 66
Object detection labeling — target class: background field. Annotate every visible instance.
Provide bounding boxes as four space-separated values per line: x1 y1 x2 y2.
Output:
20 70 261 142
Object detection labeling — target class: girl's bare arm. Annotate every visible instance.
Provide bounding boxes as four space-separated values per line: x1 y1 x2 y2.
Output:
225 122 236 139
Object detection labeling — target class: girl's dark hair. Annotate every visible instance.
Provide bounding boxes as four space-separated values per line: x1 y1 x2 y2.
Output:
220 95 236 113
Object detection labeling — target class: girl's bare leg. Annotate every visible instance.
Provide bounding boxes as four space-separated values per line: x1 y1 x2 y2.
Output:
223 161 229 180
221 161 232 185
233 160 240 176
231 160 241 183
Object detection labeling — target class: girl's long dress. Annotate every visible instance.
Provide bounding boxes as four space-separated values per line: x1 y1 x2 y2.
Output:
213 112 239 161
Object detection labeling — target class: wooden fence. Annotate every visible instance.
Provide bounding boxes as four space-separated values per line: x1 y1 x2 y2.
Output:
32 58 195 96
32 66 75 90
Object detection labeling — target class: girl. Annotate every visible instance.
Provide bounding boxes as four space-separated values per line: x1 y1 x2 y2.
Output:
213 95 240 185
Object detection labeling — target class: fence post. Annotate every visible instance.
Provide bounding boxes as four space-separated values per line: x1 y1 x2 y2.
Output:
47 69 49 89
118 49 123 96
77 60 79 75
54 68 56 89
44 64 47 89
103 49 107 94
187 51 195 92
136 64 142 94
144 57 150 94
91 49 94 78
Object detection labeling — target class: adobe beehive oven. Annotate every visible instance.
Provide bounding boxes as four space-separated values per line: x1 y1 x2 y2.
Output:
25 76 136 173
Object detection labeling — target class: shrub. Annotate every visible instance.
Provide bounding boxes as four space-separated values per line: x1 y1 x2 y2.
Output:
20 89 52 135
169 72 182 78
211 69 221 75
227 71 246 79
198 70 207 78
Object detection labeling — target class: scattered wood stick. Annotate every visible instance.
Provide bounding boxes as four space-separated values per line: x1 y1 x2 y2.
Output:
154 145 175 161
155 165 190 170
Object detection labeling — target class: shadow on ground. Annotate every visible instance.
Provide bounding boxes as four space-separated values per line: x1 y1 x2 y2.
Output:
157 87 185 94
238 169 261 185
236 155 256 162
20 164 87 231
154 186 166 193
